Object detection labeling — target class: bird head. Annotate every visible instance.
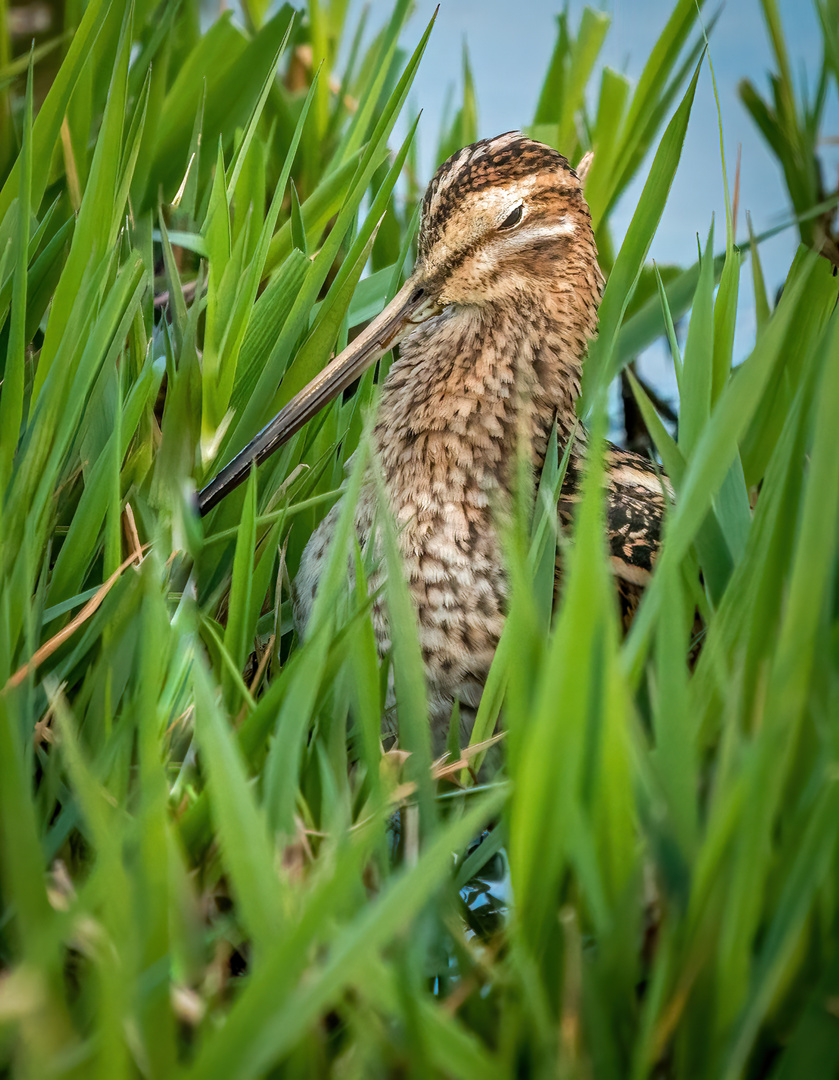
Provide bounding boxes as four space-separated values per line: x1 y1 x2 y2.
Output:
412 131 596 309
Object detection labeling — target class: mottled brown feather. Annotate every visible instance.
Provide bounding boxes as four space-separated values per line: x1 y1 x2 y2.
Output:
293 133 668 749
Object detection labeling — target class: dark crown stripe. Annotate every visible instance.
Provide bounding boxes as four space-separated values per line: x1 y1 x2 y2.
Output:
419 133 577 259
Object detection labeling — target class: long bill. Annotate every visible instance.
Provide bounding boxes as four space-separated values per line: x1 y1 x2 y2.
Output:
197 278 437 516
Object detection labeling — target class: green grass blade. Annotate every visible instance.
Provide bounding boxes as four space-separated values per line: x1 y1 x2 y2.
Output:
0 56 31 489
584 54 702 404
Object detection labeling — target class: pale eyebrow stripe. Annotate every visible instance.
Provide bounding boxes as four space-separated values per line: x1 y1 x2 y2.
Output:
504 218 577 243
482 218 577 259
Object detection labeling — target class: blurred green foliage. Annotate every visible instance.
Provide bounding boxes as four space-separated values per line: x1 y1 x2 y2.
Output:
0 1 837 1077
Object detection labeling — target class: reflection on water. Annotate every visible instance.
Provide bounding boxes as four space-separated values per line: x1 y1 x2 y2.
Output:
459 828 511 939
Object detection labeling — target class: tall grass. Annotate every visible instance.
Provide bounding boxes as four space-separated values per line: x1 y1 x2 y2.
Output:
0 1 837 1077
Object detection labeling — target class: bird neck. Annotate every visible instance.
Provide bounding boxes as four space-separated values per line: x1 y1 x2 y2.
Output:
373 295 592 516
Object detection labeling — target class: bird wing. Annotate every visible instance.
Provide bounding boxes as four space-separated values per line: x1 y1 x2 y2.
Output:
555 443 671 625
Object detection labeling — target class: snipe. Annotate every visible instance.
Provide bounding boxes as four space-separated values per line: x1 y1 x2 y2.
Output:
199 132 669 747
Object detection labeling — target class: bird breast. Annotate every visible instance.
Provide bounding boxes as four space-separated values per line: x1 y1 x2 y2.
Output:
294 300 573 741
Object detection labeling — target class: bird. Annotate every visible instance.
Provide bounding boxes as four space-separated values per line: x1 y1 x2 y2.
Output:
198 131 669 751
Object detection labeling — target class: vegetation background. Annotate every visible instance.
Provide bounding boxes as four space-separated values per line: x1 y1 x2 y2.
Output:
0 0 837 1077
390 0 838 393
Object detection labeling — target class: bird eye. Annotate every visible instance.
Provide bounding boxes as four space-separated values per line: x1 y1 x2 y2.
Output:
499 205 523 230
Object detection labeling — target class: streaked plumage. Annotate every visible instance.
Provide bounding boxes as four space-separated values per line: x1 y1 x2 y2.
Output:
199 132 670 749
